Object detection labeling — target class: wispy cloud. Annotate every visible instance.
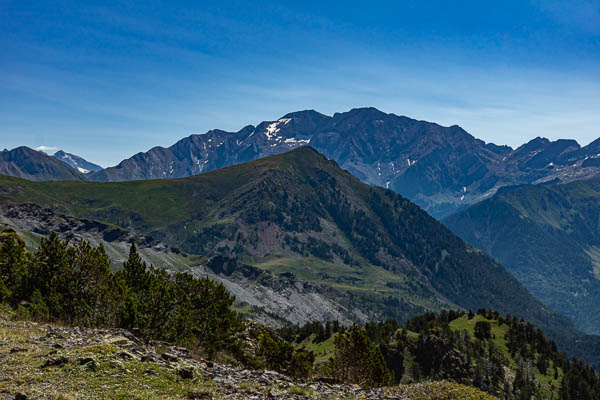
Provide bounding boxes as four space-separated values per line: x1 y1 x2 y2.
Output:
34 145 58 152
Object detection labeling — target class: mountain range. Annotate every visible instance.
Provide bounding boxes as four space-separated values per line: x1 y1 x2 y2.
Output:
5 107 600 218
3 146 599 367
85 107 600 218
4 107 600 367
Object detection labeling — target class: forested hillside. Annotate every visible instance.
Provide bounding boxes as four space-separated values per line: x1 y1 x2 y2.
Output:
281 310 600 399
1 231 598 399
445 177 600 335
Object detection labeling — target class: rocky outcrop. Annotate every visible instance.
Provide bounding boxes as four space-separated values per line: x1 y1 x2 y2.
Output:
0 202 182 270
0 315 497 399
193 256 366 326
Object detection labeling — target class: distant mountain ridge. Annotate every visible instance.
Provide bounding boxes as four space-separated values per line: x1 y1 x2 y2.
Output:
84 107 600 217
4 107 600 217
53 150 102 173
0 147 85 181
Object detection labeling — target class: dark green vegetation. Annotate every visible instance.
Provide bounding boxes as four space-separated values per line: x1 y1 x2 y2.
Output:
282 310 600 399
0 230 243 357
444 177 600 335
325 323 394 386
2 229 600 398
0 147 569 339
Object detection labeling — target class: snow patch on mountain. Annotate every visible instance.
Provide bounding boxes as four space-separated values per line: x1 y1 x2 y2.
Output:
284 138 311 145
264 118 292 140
53 150 102 173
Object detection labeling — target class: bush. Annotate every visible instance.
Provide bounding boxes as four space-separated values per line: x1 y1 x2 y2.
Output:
258 332 314 378
0 277 10 303
474 321 492 340
326 324 393 387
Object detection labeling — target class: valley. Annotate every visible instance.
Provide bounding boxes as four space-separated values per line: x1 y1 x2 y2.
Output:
2 147 598 368
445 177 600 335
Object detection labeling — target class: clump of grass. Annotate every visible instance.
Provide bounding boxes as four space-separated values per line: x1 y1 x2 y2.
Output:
394 380 498 400
289 384 314 396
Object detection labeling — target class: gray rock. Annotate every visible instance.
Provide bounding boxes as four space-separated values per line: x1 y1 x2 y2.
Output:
161 352 179 362
41 356 69 368
10 347 27 353
115 350 136 360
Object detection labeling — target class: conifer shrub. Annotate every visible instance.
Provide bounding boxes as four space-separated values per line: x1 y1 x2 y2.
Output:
325 324 393 387
0 231 244 359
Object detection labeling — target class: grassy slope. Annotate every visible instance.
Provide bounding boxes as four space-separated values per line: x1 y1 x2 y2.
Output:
300 315 562 399
297 334 336 364
449 315 563 399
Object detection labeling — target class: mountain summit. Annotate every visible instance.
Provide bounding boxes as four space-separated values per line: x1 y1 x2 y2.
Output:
53 150 102 173
83 108 600 217
3 108 600 217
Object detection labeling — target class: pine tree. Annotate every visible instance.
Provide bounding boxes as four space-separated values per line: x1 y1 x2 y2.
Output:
327 324 393 387
0 231 29 304
121 243 149 291
33 233 71 319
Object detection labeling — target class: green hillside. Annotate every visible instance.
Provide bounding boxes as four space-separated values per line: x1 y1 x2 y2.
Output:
444 178 600 336
1 231 598 399
283 310 600 399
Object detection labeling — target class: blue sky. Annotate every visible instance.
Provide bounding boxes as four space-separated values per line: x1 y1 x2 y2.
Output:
1 0 599 167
